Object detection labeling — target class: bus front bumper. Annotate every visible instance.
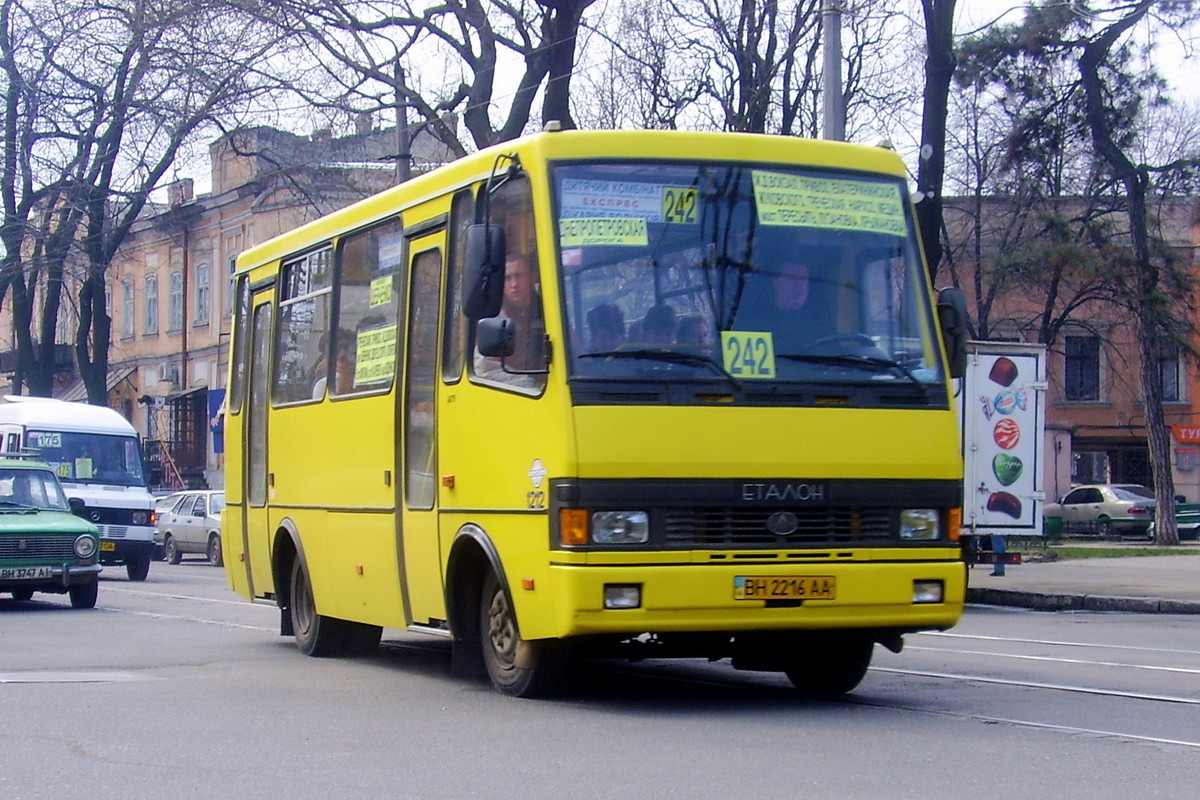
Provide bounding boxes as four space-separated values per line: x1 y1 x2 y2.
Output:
539 557 966 639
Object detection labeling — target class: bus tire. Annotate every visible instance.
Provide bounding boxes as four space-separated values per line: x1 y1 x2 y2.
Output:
12 588 34 601
126 557 150 582
289 557 349 657
69 579 99 609
784 633 873 696
479 572 567 697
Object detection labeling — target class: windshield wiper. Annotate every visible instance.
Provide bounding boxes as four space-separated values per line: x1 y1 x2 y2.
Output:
579 348 743 390
0 500 37 510
776 353 930 395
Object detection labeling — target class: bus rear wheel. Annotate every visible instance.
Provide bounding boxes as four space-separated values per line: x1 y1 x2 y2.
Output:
783 633 874 696
479 573 567 698
288 557 377 657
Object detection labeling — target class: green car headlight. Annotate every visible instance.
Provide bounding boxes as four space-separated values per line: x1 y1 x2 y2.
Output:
74 534 97 559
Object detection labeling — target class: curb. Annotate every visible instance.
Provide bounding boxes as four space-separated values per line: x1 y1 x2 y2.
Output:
966 587 1200 614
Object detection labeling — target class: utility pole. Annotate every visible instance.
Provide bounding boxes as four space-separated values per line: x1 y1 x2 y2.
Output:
394 61 412 183
821 0 845 141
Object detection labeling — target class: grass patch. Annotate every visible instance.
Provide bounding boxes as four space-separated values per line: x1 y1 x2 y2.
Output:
1019 545 1194 559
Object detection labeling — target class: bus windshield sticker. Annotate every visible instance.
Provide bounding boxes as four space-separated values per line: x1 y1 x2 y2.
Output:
75 458 95 480
751 171 906 236
354 325 397 386
721 331 776 379
560 178 663 220
559 217 648 247
369 275 392 307
661 186 698 224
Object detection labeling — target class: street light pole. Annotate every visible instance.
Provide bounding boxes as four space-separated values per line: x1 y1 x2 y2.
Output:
821 0 845 141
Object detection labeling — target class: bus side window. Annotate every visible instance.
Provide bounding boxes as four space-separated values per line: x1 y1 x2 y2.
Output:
273 248 333 405
442 189 474 383
469 175 546 393
3 433 17 453
333 218 405 397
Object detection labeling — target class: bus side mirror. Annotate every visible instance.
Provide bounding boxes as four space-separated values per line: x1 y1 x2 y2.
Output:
69 497 86 517
936 287 969 379
463 224 506 319
476 317 515 359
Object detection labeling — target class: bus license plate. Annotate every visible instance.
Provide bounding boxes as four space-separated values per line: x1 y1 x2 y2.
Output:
0 566 53 580
734 576 836 600
99 541 117 552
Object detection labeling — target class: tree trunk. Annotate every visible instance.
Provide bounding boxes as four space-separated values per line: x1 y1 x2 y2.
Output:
915 0 956 284
1077 1 1178 545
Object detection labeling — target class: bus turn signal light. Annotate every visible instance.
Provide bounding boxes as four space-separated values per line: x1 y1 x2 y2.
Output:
560 508 589 546
947 508 962 542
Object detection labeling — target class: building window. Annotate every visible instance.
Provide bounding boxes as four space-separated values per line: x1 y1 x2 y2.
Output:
1064 334 1100 401
195 262 210 325
169 270 183 331
144 274 159 335
1157 339 1182 402
121 280 134 339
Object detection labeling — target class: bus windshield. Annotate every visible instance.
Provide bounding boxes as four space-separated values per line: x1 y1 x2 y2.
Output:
25 430 147 487
554 161 944 398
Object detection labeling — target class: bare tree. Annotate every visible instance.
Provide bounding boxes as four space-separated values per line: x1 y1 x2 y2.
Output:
243 0 599 156
0 0 283 403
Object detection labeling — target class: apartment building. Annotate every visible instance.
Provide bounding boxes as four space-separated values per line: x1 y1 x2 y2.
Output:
2 119 453 489
942 195 1200 503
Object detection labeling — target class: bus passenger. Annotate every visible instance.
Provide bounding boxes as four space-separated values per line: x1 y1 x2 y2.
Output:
677 315 710 346
475 252 545 388
641 304 676 346
587 303 625 352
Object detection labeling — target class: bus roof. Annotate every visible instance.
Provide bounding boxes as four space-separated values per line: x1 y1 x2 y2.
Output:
0 396 138 436
234 129 910 276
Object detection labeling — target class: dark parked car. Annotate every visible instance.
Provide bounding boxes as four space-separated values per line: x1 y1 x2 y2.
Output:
1044 483 1155 538
0 458 101 607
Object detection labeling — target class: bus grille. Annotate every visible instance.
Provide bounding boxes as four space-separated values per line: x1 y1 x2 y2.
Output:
663 507 893 547
0 536 76 560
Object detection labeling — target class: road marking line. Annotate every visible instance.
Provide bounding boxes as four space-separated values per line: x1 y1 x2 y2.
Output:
904 644 1200 675
872 666 1200 705
99 606 274 632
920 630 1200 656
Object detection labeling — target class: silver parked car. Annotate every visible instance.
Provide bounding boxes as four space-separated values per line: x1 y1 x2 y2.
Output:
1044 483 1155 538
156 490 225 566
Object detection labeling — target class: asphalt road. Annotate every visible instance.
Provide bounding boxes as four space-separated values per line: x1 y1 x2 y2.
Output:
2 561 1198 800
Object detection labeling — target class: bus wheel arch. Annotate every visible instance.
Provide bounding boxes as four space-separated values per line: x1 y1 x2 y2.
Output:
445 524 567 697
271 521 303 637
444 525 502 678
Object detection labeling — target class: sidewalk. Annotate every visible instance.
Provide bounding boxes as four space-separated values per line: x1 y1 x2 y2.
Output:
965 549 1200 614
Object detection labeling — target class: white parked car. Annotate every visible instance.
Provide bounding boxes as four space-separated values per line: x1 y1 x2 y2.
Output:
156 490 225 566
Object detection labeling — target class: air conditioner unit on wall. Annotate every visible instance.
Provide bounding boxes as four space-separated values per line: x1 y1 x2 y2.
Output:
158 362 179 386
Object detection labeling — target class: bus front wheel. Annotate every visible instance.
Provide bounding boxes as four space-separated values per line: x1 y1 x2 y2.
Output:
479 573 567 697
783 633 874 696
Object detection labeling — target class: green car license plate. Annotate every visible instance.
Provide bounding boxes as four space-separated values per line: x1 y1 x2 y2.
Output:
0 566 53 580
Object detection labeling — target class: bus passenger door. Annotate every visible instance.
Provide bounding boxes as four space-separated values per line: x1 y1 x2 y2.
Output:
400 240 445 624
242 293 275 596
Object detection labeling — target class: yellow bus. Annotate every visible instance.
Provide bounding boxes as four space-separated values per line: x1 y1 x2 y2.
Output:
223 128 971 697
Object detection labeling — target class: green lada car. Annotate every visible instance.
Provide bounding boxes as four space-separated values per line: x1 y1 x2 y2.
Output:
0 459 101 608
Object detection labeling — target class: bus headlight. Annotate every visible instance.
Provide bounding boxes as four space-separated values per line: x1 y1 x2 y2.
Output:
74 535 97 559
132 511 148 525
900 509 940 540
592 511 649 545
